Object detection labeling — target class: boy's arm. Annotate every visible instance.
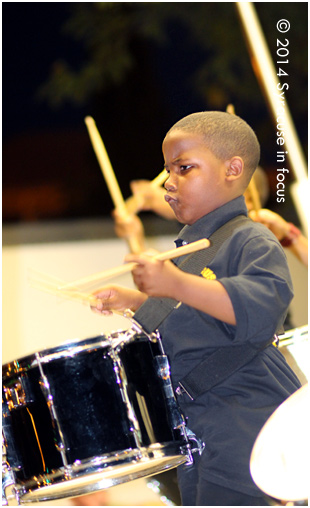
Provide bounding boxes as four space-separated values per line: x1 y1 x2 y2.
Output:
91 259 235 325
127 254 236 325
169 270 236 325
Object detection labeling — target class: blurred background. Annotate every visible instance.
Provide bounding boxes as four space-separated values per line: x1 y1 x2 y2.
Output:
2 3 308 506
2 2 308 224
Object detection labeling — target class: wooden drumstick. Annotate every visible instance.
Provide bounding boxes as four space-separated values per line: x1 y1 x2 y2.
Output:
85 116 126 213
29 269 133 315
28 269 98 306
150 169 168 187
247 177 261 212
85 116 141 253
124 169 168 215
226 104 235 115
226 104 261 212
59 238 210 289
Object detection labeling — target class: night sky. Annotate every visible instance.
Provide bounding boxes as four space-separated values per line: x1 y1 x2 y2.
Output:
3 3 87 138
2 3 201 221
2 2 308 224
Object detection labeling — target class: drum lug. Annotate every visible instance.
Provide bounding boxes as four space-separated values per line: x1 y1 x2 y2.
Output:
183 427 205 466
122 311 158 343
2 379 27 411
2 433 21 506
122 309 145 336
154 355 186 430
109 327 139 350
2 462 20 506
183 428 205 465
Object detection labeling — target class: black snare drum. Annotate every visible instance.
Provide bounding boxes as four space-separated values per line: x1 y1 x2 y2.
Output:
2 330 192 504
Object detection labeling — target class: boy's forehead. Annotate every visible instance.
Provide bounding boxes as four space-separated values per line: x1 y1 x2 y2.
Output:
164 128 204 143
163 130 211 160
163 130 205 151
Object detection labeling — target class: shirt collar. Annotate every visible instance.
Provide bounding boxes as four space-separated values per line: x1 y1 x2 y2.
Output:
175 196 248 246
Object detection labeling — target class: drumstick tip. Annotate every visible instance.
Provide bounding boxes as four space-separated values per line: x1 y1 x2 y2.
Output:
84 116 95 126
197 238 210 249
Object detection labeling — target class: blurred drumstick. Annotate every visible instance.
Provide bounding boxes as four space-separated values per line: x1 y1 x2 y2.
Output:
28 269 98 306
85 116 141 253
226 103 235 115
59 238 210 290
29 270 131 317
247 177 261 211
124 169 168 215
150 169 168 187
226 104 261 212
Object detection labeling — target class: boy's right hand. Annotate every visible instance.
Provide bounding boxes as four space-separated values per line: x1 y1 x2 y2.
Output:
91 285 147 316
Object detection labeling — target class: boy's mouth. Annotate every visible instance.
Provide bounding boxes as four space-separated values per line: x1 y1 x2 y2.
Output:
165 194 177 205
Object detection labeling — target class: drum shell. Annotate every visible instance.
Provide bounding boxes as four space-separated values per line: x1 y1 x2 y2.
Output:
117 335 178 445
2 332 187 501
3 339 134 482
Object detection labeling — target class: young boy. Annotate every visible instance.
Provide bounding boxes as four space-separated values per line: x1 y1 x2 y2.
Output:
93 111 301 505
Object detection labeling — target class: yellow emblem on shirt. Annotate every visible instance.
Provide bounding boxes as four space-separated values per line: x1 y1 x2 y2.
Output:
200 267 217 280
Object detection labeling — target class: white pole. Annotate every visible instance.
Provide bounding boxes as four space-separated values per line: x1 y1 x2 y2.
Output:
236 2 308 232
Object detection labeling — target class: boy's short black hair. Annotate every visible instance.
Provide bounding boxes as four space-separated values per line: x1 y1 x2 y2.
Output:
167 111 260 183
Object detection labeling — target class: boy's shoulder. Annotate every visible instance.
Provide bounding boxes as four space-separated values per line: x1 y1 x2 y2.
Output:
233 216 280 244
222 217 290 270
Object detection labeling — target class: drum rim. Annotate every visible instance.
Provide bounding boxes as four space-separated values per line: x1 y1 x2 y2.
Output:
2 328 150 378
13 443 188 503
2 334 117 377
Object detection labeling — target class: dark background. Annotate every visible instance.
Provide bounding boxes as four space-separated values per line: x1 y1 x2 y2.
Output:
2 2 308 224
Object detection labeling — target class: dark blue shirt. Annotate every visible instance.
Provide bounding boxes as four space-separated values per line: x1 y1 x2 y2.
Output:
158 196 301 495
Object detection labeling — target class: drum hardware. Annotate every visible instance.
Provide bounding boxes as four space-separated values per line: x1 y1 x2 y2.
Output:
107 343 144 449
2 468 19 507
107 326 142 351
154 355 186 431
35 352 70 469
183 428 205 462
122 308 159 344
278 325 308 386
2 329 198 505
278 325 308 348
154 354 205 465
2 438 19 507
3 381 27 412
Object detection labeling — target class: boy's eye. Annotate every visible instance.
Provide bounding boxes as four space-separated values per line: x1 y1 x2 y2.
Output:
180 165 192 171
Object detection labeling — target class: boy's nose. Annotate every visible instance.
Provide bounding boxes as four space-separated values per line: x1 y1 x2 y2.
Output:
164 173 177 191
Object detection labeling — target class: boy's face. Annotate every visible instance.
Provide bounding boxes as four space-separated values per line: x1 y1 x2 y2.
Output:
162 130 230 225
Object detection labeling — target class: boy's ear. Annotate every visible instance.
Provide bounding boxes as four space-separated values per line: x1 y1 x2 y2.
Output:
225 157 244 180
